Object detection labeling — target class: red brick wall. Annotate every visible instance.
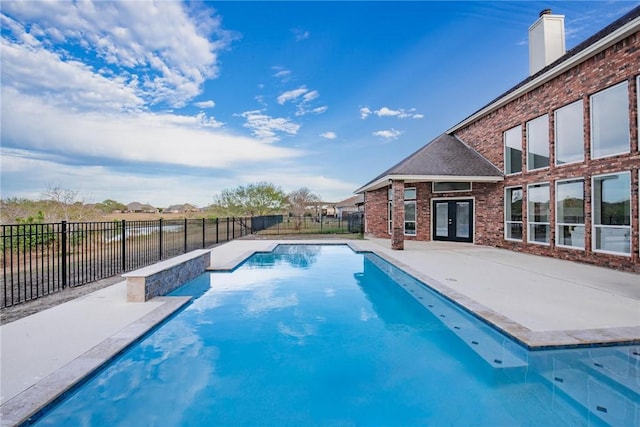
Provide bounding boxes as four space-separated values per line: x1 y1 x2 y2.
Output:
365 182 500 244
364 188 389 236
454 32 639 273
364 32 640 273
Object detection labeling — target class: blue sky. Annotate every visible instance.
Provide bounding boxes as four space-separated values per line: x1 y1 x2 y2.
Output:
1 1 637 207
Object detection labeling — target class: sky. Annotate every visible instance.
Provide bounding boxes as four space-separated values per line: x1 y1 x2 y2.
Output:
1 0 638 208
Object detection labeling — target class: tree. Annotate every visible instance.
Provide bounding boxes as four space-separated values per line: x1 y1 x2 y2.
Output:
0 197 40 224
213 182 288 216
287 187 321 230
42 185 98 222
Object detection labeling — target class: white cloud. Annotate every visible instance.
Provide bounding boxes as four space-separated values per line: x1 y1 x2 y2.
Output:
277 86 309 105
376 107 402 117
238 109 300 143
1 0 235 108
373 129 403 140
194 100 215 108
1 87 301 168
1 37 143 112
292 28 310 41
278 86 326 117
0 148 231 207
272 66 291 81
320 132 337 140
194 112 224 128
361 106 424 119
296 105 328 117
302 90 319 103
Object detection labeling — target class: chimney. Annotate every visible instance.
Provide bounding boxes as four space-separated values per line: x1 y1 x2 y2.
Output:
528 9 566 75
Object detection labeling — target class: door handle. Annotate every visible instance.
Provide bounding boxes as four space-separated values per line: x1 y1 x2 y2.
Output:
448 219 452 225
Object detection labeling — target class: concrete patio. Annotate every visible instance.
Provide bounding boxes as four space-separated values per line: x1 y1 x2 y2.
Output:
1 237 639 425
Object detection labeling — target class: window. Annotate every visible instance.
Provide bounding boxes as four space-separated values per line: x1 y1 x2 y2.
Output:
527 115 549 170
556 179 584 249
591 81 630 159
404 188 416 235
593 172 631 255
433 182 472 193
387 187 393 234
555 100 584 165
505 187 523 241
504 125 522 174
527 183 550 244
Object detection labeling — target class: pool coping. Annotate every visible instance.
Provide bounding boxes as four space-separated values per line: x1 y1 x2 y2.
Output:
2 240 638 426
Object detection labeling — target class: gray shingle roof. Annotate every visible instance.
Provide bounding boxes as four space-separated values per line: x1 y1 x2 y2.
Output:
356 134 502 192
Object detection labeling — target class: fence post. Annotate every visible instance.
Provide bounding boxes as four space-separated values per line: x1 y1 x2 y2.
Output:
216 218 219 244
226 218 229 242
121 220 126 272
232 217 235 240
320 215 323 233
61 221 67 289
183 218 188 253
202 218 206 248
159 218 163 260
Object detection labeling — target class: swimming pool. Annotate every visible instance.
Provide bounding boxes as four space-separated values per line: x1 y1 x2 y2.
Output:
30 245 639 426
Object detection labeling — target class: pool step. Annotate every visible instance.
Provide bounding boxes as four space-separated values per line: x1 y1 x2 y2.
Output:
365 254 528 370
411 284 529 370
576 348 640 400
545 357 640 426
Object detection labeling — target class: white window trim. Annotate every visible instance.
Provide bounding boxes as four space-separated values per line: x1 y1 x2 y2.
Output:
527 182 551 246
591 171 632 257
387 187 393 235
555 178 585 251
432 182 472 193
404 187 417 236
554 99 585 167
504 186 523 242
589 81 631 160
526 114 550 172
504 125 523 176
404 200 417 236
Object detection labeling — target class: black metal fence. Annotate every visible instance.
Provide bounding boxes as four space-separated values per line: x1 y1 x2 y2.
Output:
1 217 251 308
251 213 363 235
1 213 364 308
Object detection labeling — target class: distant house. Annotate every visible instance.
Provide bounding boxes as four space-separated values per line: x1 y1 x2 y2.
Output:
165 204 201 214
336 195 364 219
126 202 158 214
303 202 336 217
356 8 640 273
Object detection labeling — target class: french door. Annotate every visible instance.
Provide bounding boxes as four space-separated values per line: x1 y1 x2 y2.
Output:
432 199 473 243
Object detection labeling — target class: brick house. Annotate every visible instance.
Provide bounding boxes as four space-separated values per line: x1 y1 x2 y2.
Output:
356 8 640 273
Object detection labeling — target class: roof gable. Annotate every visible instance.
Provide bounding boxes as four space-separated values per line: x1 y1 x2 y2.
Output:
356 134 502 193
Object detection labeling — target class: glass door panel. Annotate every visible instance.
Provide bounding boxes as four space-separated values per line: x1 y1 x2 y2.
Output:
435 202 449 237
456 202 470 238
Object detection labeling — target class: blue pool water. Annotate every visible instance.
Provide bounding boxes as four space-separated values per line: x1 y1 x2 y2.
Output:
32 245 639 426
